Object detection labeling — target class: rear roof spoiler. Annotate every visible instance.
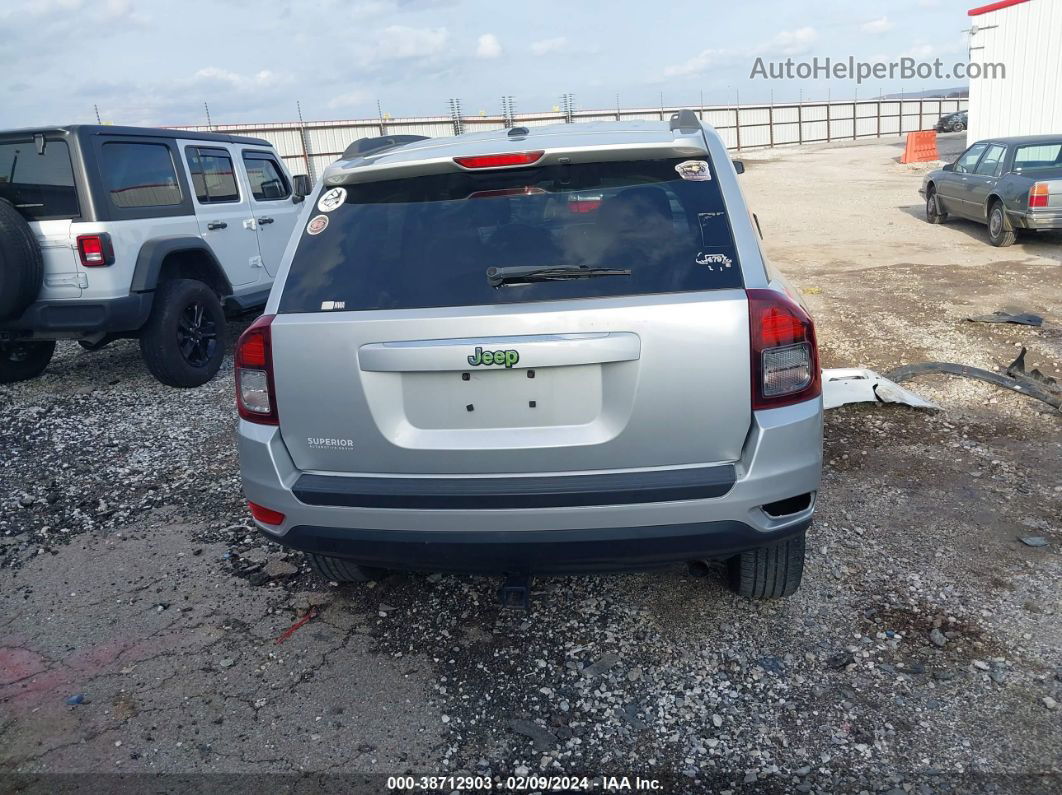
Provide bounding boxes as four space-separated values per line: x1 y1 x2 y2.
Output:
342 135 429 160
669 109 701 132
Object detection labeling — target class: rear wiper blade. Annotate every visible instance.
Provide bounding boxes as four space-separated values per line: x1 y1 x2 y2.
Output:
486 265 631 287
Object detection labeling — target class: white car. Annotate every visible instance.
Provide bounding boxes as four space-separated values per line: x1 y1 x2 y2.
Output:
0 124 309 387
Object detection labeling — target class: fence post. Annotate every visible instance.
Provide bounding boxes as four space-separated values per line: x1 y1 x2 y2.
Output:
768 104 774 148
826 101 831 142
797 102 803 145
296 101 313 181
300 124 313 181
734 107 741 151
876 101 881 139
448 98 463 136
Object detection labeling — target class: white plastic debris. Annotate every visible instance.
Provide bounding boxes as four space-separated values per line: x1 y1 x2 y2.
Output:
822 368 940 411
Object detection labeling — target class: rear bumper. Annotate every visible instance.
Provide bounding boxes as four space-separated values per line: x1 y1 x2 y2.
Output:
1010 208 1062 230
269 518 811 575
0 294 152 338
239 397 822 574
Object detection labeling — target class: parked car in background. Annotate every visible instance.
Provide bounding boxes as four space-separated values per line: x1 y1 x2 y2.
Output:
934 110 968 132
920 134 1062 246
237 111 823 602
0 125 311 386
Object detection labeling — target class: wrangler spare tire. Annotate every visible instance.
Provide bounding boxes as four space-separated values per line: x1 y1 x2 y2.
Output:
0 199 44 321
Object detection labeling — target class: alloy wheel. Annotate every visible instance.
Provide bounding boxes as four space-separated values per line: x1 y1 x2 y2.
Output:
176 301 219 368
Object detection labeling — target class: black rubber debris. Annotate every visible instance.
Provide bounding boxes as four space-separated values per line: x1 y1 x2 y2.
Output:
966 311 1043 327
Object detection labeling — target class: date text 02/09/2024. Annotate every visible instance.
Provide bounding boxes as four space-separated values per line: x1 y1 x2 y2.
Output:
385 775 664 791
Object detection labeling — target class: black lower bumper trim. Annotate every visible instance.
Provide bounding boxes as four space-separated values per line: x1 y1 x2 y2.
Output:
266 519 810 575
1 294 153 336
293 465 736 510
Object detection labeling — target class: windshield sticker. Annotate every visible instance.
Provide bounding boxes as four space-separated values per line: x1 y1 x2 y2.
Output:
317 187 347 213
320 300 346 311
675 160 712 181
696 252 733 270
306 214 329 235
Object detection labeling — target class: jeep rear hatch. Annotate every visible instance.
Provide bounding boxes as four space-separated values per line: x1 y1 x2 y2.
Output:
0 135 85 299
266 156 753 475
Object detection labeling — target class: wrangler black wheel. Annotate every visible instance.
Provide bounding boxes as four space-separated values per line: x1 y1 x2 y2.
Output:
0 340 55 384
139 279 226 388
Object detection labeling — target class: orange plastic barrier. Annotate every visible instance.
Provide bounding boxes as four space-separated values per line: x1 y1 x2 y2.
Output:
900 131 940 163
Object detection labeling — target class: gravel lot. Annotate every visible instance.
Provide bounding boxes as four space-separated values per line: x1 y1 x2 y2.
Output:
2 133 1060 793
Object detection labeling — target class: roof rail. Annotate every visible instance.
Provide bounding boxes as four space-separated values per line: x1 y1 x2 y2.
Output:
342 134 429 160
669 109 701 132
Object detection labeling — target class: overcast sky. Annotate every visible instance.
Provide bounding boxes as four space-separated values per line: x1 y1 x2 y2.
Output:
1 0 975 128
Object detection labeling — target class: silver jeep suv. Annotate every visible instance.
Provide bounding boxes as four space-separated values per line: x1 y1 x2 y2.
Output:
237 111 823 600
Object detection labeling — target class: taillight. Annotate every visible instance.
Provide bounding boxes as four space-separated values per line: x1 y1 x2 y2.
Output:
248 501 285 525
235 314 278 424
76 233 114 267
747 288 821 410
453 151 544 169
1029 183 1049 208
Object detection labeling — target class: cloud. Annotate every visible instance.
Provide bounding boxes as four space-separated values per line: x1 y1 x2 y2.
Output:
350 0 392 18
475 33 502 59
362 24 449 64
862 16 894 34
530 36 567 56
663 26 818 79
663 48 722 78
102 0 149 25
901 43 936 59
20 0 82 15
327 89 371 110
760 26 817 56
191 67 288 90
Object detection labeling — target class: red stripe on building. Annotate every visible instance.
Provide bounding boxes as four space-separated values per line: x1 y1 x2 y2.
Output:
968 0 1031 17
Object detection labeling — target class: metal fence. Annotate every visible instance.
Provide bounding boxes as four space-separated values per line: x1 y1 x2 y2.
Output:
176 97 968 182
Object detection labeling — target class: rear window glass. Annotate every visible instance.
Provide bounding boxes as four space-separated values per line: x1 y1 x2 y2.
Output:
187 146 240 203
0 139 79 219
101 142 183 209
279 157 742 314
1014 143 1062 173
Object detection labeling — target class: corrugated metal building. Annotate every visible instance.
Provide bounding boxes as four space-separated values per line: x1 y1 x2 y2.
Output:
966 0 1062 141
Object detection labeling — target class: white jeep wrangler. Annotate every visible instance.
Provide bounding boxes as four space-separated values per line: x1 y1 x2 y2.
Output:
0 125 309 387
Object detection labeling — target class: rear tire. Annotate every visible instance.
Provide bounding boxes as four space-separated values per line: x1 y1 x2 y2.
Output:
0 199 44 321
726 530 806 599
926 187 947 224
987 201 1016 247
305 552 387 583
953 121 966 132
0 340 56 384
139 279 226 388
